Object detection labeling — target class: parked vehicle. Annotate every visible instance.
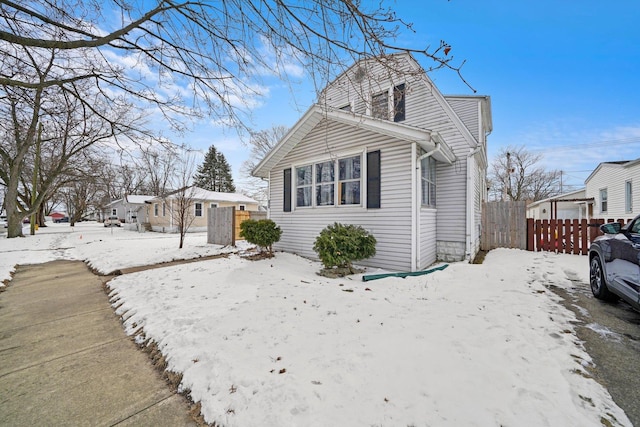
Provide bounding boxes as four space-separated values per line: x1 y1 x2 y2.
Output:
589 216 640 312
104 216 121 227
54 217 70 223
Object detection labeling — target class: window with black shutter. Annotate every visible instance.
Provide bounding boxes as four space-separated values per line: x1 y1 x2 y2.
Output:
367 150 381 209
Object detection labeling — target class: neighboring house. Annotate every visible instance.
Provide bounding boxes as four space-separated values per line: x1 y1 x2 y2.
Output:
104 195 155 224
585 159 640 221
526 189 589 221
49 212 67 222
253 53 492 271
146 186 259 233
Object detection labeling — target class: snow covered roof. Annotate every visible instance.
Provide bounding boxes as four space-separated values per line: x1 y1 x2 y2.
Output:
124 195 155 205
150 187 258 204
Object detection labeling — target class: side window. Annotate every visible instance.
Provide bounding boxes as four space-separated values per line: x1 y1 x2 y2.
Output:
210 203 218 209
195 202 203 217
162 202 166 216
600 188 608 213
625 181 633 213
154 203 158 216
238 204 246 211
421 156 436 207
111 208 117 216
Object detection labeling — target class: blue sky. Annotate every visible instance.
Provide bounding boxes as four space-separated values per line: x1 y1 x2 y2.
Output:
178 1 640 193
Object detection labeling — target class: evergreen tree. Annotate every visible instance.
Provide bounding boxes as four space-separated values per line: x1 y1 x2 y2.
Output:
193 146 236 192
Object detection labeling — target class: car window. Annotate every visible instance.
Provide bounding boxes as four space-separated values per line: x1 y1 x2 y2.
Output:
632 221 640 234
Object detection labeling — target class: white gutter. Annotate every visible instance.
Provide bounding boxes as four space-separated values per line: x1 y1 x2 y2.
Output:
466 147 483 261
411 142 418 272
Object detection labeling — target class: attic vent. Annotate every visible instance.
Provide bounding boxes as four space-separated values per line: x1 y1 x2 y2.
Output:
353 66 366 83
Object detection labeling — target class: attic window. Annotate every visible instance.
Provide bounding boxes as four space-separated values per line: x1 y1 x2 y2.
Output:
393 84 406 122
371 91 388 119
339 103 352 112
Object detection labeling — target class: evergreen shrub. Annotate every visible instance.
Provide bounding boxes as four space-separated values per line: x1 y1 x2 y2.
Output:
313 222 376 272
240 219 282 257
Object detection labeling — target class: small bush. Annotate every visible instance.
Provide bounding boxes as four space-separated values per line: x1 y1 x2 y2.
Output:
240 219 282 257
313 223 376 272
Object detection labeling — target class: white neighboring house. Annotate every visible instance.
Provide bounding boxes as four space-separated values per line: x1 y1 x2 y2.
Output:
104 195 155 225
585 159 640 221
526 189 589 221
253 52 492 271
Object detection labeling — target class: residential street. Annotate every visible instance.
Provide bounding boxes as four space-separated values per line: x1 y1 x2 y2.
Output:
548 276 640 427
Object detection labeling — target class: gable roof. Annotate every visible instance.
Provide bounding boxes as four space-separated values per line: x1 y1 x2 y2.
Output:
585 159 635 183
252 105 456 178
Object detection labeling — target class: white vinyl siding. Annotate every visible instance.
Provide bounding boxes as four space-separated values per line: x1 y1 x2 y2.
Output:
585 162 640 220
419 208 437 269
445 97 481 142
271 121 413 271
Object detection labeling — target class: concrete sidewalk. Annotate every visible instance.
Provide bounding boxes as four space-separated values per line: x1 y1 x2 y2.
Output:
0 260 196 426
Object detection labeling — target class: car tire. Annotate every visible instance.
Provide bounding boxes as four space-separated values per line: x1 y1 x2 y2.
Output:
590 255 618 301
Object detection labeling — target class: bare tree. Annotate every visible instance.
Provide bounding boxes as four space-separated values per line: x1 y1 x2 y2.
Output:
166 150 197 249
489 146 561 202
0 0 468 237
240 125 288 204
139 146 178 196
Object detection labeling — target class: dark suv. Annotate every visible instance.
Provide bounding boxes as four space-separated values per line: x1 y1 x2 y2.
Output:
589 216 640 311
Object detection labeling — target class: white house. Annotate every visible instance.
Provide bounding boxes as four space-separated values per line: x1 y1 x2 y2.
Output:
253 53 492 271
526 188 589 221
585 159 640 221
105 195 155 224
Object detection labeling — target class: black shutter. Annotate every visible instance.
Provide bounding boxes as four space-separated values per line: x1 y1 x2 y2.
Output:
283 168 292 212
367 151 381 209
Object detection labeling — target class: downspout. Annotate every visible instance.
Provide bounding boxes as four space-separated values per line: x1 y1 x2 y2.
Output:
466 147 482 261
411 142 417 272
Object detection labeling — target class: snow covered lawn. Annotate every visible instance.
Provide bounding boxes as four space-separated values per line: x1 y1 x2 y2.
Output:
0 222 632 426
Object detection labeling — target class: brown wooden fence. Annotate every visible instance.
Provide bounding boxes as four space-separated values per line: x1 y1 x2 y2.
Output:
526 218 633 254
207 207 267 246
481 201 527 250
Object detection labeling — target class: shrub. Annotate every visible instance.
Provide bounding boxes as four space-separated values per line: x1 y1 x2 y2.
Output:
313 222 376 272
239 219 282 257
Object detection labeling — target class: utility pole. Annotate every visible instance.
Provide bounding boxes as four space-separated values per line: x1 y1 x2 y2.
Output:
30 123 42 235
506 152 512 201
559 170 563 194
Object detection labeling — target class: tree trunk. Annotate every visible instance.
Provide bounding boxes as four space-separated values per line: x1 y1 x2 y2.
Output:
5 169 24 238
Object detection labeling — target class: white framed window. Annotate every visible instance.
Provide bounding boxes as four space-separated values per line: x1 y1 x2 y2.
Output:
153 203 158 217
195 202 203 217
315 160 335 206
238 204 246 211
338 155 361 205
626 181 633 213
210 203 218 209
162 202 166 217
421 156 436 207
600 188 608 213
111 208 117 216
296 165 313 207
371 90 388 119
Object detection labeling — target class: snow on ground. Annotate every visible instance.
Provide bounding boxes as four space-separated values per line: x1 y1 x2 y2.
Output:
0 223 632 426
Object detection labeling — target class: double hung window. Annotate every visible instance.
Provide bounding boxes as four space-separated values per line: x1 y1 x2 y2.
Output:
600 188 608 213
338 155 361 205
195 202 203 217
421 156 436 207
296 165 313 207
